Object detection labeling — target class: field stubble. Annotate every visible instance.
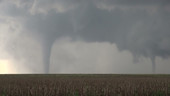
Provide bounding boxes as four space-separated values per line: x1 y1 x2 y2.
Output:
0 74 170 96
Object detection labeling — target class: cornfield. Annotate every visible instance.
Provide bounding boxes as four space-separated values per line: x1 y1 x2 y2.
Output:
0 74 170 96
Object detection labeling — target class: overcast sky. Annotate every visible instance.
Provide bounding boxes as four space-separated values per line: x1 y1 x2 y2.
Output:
0 0 170 74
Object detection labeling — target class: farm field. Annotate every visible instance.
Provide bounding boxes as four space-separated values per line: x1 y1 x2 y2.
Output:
0 74 170 96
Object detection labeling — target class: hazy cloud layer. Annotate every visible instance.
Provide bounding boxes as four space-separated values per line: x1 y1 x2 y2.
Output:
0 0 170 73
50 37 154 74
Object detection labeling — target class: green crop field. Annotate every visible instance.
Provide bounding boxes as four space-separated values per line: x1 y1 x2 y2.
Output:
0 74 170 96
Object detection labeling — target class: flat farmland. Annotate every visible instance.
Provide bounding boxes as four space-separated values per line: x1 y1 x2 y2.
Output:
0 74 170 96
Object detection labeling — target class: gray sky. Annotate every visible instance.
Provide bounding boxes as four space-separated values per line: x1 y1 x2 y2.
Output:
0 0 170 74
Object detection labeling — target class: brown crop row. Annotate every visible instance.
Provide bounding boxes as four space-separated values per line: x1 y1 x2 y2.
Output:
0 75 170 96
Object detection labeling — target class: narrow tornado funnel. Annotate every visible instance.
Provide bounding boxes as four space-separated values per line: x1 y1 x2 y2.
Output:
151 56 156 74
42 37 56 74
42 45 51 73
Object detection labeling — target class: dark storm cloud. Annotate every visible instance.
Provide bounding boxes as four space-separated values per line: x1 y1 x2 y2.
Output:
95 0 170 5
3 0 170 73
72 0 170 73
